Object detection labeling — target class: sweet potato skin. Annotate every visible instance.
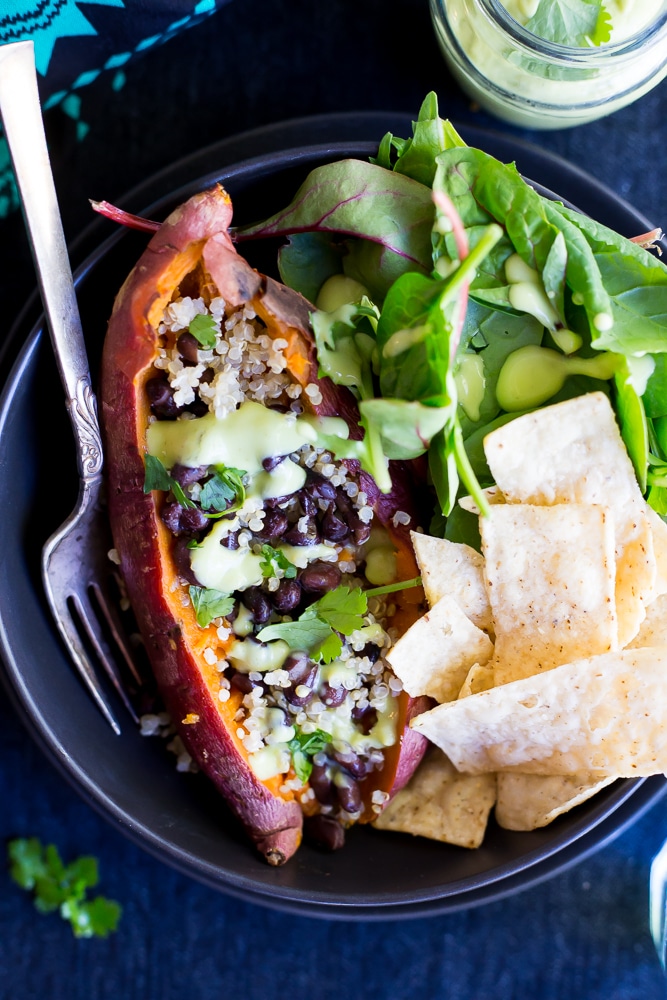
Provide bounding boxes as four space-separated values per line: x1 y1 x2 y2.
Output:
100 184 427 862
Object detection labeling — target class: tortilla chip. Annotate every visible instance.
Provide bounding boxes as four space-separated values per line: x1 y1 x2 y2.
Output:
410 646 667 777
458 662 495 698
483 392 656 646
410 531 493 633
386 595 494 703
495 772 616 831
628 593 667 648
373 747 496 848
481 502 617 683
645 503 667 597
458 486 504 515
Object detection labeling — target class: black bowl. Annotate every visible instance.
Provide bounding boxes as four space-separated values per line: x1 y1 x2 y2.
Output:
1 113 664 919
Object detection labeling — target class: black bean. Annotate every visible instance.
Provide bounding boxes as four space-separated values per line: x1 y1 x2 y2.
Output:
284 519 320 547
262 455 285 472
303 814 345 852
336 492 372 545
161 497 208 536
352 705 378 735
186 397 209 417
242 587 272 624
283 653 318 706
171 463 209 487
320 682 346 707
172 538 200 585
230 672 254 695
298 491 318 517
351 518 372 546
299 561 342 595
220 532 240 550
270 578 302 613
309 762 337 806
321 508 350 542
176 331 201 363
335 776 362 814
255 509 289 540
146 377 181 419
306 470 337 501
361 642 381 664
332 750 372 779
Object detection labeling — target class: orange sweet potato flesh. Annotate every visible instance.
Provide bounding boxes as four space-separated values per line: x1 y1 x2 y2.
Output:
100 184 429 864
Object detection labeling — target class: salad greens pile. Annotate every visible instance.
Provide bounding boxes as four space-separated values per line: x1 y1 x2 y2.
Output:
237 92 667 544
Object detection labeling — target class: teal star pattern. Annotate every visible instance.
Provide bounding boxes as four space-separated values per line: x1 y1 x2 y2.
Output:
0 0 125 75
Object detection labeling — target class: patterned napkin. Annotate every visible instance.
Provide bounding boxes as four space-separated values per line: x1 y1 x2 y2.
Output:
0 0 232 216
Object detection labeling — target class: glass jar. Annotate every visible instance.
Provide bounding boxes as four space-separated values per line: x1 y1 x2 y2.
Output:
430 0 667 129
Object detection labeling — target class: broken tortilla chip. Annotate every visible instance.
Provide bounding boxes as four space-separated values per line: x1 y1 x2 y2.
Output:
386 594 494 703
495 772 616 831
373 747 497 848
410 530 493 633
410 646 667 777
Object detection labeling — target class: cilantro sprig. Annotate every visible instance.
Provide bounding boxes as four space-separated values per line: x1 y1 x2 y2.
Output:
256 585 368 663
288 730 332 783
199 466 246 517
260 544 297 579
188 312 218 348
189 586 235 627
143 453 196 508
7 838 121 939
256 578 422 661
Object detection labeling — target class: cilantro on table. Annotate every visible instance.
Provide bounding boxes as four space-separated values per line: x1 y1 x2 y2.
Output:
7 838 121 939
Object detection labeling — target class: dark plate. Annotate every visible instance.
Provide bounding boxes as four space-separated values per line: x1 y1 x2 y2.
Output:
0 112 665 919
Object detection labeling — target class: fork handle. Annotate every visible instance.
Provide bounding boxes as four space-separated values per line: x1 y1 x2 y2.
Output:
0 41 102 481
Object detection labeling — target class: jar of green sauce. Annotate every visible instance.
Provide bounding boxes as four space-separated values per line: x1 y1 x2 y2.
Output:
430 0 667 129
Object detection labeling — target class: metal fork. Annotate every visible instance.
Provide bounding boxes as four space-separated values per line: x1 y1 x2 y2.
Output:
0 41 143 734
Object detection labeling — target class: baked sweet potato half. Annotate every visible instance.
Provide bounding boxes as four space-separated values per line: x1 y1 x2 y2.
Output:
100 184 430 865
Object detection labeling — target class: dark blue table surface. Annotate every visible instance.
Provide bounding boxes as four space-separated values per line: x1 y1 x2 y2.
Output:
2 2 667 997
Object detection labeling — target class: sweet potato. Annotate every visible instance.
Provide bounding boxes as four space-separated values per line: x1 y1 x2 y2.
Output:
100 184 429 864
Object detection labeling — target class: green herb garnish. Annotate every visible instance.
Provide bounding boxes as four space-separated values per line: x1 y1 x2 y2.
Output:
188 313 218 348
288 729 332 782
525 0 611 47
189 586 235 627
7 838 121 939
259 544 297 579
200 465 246 516
143 454 196 508
257 584 367 663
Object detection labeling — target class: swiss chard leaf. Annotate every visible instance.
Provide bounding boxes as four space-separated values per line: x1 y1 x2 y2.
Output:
277 232 343 302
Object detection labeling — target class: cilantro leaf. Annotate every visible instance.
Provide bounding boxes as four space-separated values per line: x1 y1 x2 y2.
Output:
288 729 332 782
256 614 335 656
256 585 368 662
189 586 235 627
313 586 367 635
200 466 246 517
525 0 608 47
143 454 196 508
260 544 297 579
188 313 218 348
7 838 121 939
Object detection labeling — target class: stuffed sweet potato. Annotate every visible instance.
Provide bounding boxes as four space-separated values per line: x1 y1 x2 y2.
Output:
100 184 429 865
